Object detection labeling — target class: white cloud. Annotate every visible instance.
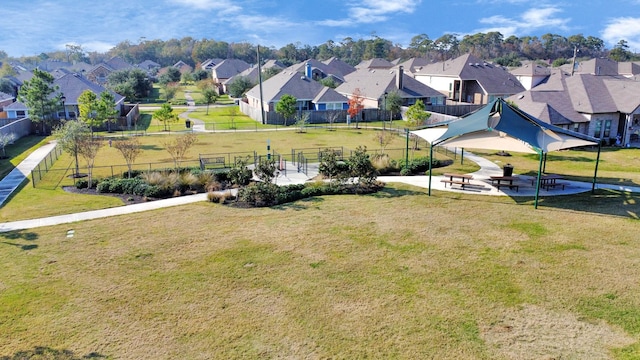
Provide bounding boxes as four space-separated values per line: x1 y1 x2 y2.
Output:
167 0 241 13
475 6 570 36
601 17 640 50
320 0 421 27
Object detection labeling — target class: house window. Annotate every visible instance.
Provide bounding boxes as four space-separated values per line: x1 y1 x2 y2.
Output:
573 123 580 133
17 111 25 117
594 120 603 138
603 120 612 138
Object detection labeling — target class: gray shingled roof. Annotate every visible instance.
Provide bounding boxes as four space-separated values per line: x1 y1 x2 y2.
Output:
321 57 356 77
416 53 525 95
355 58 395 69
510 63 551 76
573 58 619 76
54 73 125 105
245 70 346 103
335 67 444 100
508 69 640 126
212 59 251 79
0 91 14 102
105 57 132 71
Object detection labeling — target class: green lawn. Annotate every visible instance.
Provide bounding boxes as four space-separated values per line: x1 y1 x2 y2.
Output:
1 184 639 358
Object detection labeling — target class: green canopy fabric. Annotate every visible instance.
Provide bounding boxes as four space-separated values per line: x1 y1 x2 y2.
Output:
411 98 601 208
413 99 598 154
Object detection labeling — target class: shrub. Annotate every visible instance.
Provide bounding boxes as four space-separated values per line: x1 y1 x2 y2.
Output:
238 182 278 206
75 178 98 189
207 191 227 203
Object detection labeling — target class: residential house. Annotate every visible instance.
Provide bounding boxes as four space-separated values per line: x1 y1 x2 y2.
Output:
510 63 551 90
396 58 433 78
242 70 348 124
201 58 224 71
355 58 395 70
211 59 251 94
172 60 193 74
137 60 161 76
222 60 285 93
508 69 640 145
55 73 126 122
0 91 14 119
86 56 132 85
335 66 446 112
414 53 525 104
322 57 357 78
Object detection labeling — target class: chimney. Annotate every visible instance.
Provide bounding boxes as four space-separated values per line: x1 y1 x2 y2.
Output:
305 62 312 78
396 66 404 90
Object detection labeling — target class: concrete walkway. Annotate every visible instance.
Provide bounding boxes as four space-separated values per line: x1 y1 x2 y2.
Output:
2 143 640 233
0 140 58 207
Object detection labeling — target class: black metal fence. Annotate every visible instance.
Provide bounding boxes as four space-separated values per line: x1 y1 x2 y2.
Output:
30 144 64 188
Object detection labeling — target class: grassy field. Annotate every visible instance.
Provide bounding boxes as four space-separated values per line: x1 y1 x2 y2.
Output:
1 184 639 359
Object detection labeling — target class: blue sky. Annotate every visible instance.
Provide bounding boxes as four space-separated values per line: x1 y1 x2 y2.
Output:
2 0 640 58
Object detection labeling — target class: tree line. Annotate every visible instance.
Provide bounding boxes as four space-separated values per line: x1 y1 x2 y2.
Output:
5 32 638 70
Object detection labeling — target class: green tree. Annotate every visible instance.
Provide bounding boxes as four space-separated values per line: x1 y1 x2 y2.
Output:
405 99 432 152
97 91 119 133
295 111 310 133
227 76 254 98
201 87 219 115
162 82 179 102
0 78 16 97
275 94 297 126
385 91 402 122
159 67 181 85
153 103 179 131
106 68 152 101
77 90 99 136
18 68 60 135
227 106 240 129
54 120 90 178
0 62 16 77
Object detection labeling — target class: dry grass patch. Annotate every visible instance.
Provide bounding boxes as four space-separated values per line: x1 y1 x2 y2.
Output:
1 187 640 358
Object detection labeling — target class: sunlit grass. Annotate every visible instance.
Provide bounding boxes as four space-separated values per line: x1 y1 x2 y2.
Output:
0 187 639 358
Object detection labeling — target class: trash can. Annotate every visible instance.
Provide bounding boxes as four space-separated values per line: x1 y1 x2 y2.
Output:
503 164 514 177
185 120 191 128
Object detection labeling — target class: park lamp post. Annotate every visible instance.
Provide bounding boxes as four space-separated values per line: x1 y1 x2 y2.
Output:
383 92 388 130
60 95 67 120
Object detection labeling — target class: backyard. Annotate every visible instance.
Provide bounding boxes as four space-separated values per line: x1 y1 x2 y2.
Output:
0 127 640 359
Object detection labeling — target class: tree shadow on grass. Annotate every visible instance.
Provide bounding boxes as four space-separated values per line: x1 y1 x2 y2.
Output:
0 346 106 359
272 196 324 211
1 230 39 251
371 186 424 198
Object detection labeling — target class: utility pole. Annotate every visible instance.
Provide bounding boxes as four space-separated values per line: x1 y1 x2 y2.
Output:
570 45 578 76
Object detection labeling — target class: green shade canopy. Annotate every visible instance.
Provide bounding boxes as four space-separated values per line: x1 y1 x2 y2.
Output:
412 98 601 209
412 98 598 154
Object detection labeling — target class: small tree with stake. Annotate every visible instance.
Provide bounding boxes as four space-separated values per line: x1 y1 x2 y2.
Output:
347 88 365 128
114 137 141 178
54 120 90 178
164 133 198 168
154 103 178 131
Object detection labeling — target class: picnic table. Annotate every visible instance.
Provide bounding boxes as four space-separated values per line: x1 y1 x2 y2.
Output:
441 173 485 190
489 175 519 192
532 174 567 190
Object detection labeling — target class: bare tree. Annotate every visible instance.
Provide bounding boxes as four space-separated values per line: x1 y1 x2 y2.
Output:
114 137 142 178
164 133 198 168
326 111 341 131
78 137 102 186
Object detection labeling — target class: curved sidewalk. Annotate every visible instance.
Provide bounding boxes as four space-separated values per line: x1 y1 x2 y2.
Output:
2 145 640 233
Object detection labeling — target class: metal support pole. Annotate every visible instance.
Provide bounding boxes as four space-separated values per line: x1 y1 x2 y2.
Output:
405 128 409 168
